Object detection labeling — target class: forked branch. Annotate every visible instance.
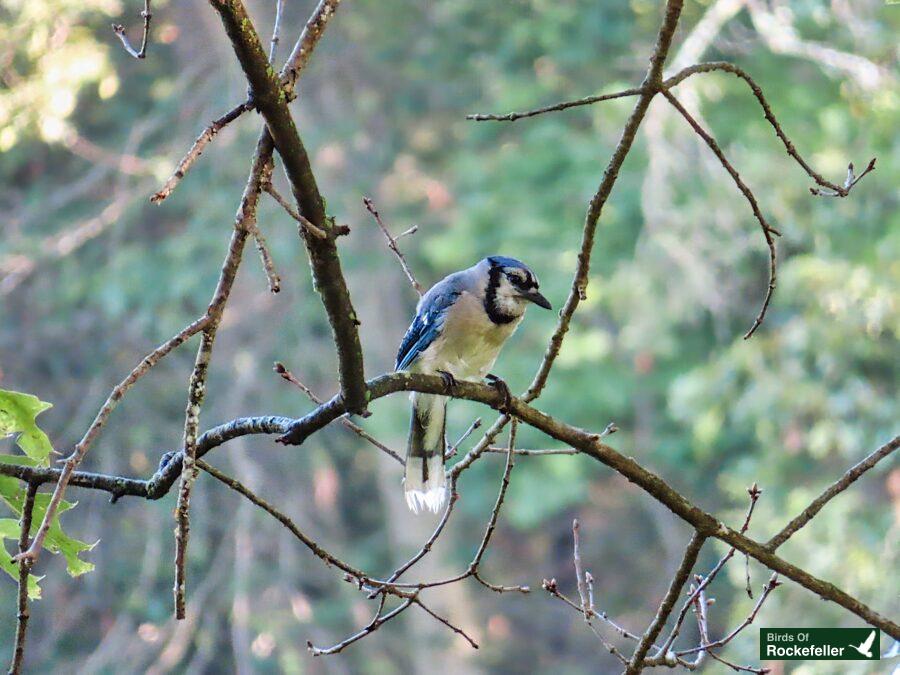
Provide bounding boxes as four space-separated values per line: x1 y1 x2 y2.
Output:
111 0 152 59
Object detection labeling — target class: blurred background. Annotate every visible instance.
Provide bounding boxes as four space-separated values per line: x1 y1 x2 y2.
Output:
1 0 898 672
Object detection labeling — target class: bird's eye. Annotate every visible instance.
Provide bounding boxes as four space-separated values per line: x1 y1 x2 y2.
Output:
506 271 525 285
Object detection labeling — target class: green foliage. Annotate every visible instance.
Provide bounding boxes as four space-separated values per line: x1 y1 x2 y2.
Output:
0 389 53 463
0 391 95 598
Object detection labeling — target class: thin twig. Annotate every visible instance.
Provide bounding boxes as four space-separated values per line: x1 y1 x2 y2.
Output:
458 423 529 594
745 554 752 599
374 480 460 596
542 579 643 644
461 0 687 480
467 86 646 122
264 182 328 239
279 0 343 99
308 598 413 656
151 101 253 204
446 418 482 459
468 422 519 578
363 196 423 295
663 61 876 198
704 653 771 674
676 574 781 657
111 0 152 59
767 435 899 550
274 362 402 464
200 459 477 654
268 0 285 64
548 521 632 663
248 219 281 293
12 315 210 567
172 134 279 618
690 586 710 669
486 446 579 456
412 598 479 649
661 89 777 339
8 482 38 675
624 532 706 674
198 460 377 583
659 484 762 655
585 571 596 617
368 421 528 595
573 519 590 619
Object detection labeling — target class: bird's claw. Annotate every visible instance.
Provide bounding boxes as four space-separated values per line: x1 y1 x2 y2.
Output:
485 374 513 415
437 370 458 394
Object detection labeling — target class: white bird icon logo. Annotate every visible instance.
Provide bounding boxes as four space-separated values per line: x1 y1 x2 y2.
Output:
850 630 876 658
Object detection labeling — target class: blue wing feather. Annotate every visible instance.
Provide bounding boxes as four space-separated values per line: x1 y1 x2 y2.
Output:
395 285 461 371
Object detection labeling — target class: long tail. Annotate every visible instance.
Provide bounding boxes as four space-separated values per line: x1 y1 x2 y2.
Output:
404 392 448 514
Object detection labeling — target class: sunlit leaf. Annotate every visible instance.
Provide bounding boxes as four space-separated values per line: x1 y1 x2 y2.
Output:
32 493 96 577
0 480 95 576
0 389 54 464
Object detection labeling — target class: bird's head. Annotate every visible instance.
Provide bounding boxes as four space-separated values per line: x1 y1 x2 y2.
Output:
480 255 551 323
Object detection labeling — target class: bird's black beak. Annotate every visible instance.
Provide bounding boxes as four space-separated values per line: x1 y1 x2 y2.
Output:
521 289 552 309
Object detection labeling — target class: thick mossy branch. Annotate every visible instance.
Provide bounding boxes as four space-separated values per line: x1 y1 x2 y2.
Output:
208 0 367 415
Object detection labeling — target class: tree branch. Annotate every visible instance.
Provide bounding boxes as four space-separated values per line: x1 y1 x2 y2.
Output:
8 482 38 675
363 196 423 295
663 61 876 197
197 459 374 581
199 459 479 653
766 435 899 550
262 181 328 239
3 372 897 637
542 578 631 663
675 574 781 658
12 315 210 567
111 0 152 59
274 361 402 464
150 101 253 204
658 484 762 655
466 86 645 122
661 88 778 339
268 0 285 64
173 149 270 617
307 597 413 656
170 0 352 619
625 532 707 674
209 0 367 415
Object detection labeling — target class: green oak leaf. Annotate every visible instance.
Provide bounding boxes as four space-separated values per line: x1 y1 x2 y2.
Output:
0 456 96 583
31 494 97 577
0 521 44 599
0 454 42 467
0 389 54 465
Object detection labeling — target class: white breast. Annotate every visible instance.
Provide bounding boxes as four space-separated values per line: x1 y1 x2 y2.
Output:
413 291 522 380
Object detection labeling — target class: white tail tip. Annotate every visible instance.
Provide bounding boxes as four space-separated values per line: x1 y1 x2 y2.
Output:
404 456 447 514
404 485 448 514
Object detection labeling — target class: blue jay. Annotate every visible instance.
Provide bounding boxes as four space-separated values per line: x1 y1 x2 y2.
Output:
395 256 551 513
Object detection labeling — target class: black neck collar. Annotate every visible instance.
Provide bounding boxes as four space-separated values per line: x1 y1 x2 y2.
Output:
484 266 518 325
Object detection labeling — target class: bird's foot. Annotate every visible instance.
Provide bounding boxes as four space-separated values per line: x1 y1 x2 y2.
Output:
485 373 513 415
437 370 458 394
